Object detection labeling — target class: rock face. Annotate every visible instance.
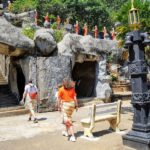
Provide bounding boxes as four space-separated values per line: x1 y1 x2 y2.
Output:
4 11 35 27
95 54 112 102
36 56 71 111
9 56 71 111
0 17 34 56
34 28 57 56
58 33 119 56
58 33 119 102
0 17 120 109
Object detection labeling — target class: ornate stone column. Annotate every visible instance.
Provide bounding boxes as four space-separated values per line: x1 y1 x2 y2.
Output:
122 30 150 150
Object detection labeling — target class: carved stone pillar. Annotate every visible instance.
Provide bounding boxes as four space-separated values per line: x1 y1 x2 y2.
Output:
122 30 150 150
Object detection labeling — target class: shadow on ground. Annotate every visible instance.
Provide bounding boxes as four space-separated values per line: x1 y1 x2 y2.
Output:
76 129 118 139
37 117 47 121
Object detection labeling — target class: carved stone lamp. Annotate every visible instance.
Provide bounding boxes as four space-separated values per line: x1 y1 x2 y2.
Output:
128 0 140 31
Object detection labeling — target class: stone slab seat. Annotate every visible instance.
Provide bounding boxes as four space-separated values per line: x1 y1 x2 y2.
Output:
80 100 122 138
81 114 117 124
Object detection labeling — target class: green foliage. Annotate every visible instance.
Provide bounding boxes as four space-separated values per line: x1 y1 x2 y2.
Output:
12 0 38 13
145 46 150 65
51 22 58 30
34 0 111 30
62 0 111 30
110 74 118 82
12 0 150 37
54 29 64 42
49 14 56 22
22 26 36 39
107 53 113 63
114 0 150 41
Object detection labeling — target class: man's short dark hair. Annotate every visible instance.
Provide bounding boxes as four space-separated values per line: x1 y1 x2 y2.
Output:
28 79 32 83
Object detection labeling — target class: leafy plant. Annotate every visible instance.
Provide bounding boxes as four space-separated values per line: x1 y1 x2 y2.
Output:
51 22 58 30
145 46 150 65
12 0 38 13
22 26 36 39
107 53 113 63
110 73 118 82
54 29 64 42
114 0 150 41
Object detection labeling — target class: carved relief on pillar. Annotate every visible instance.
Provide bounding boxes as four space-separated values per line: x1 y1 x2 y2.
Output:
129 61 148 75
132 92 150 104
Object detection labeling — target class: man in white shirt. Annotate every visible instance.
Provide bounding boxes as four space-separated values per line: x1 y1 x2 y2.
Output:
22 79 38 123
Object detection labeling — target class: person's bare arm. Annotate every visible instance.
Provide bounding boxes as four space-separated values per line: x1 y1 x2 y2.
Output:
57 98 62 112
74 96 78 111
21 91 27 102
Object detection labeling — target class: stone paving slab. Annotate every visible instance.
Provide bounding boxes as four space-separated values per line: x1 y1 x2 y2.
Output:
0 100 135 150
0 111 64 141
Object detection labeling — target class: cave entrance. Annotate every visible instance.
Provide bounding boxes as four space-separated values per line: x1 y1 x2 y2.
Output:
16 65 25 100
72 61 97 98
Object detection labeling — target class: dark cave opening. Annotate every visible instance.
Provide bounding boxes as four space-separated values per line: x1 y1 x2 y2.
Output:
72 61 97 98
16 66 25 100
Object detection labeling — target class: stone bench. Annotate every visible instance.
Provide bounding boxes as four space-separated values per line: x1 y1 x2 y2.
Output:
80 100 122 138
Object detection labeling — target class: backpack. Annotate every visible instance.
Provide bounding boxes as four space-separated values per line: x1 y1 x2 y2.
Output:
28 85 38 100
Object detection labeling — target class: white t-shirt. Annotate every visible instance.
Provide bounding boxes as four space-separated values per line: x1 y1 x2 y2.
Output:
24 83 38 93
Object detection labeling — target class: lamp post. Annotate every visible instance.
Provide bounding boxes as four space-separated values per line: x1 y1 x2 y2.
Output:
122 0 150 149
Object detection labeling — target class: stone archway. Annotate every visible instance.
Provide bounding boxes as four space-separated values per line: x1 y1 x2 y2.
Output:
16 65 25 100
72 61 97 98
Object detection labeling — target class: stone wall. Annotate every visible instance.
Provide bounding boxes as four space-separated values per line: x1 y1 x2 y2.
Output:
8 54 113 111
0 54 9 82
36 56 71 111
9 55 71 111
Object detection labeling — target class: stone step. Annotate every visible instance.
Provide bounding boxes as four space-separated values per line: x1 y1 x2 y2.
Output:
0 76 6 79
0 82 6 84
0 73 7 84
0 105 24 112
112 91 132 101
0 76 5 80
0 78 7 81
0 75 4 78
0 79 6 81
0 80 7 83
0 106 29 117
0 83 7 85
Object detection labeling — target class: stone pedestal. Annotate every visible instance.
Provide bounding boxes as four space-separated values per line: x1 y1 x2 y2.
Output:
123 131 150 150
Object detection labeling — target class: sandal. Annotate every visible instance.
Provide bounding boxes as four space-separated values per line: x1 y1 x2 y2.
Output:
33 118 38 123
28 117 31 121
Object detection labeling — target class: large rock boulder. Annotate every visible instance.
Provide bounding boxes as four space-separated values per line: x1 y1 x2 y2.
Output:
0 17 34 56
58 33 120 56
34 28 57 56
4 11 35 27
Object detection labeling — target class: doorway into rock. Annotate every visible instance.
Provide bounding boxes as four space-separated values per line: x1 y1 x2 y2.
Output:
72 61 97 98
16 65 25 100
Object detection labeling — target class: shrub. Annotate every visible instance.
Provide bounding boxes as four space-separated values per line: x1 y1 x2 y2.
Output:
51 22 58 30
54 29 64 42
22 26 36 39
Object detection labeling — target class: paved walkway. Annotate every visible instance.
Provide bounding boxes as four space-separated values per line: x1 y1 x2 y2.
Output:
0 100 135 150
